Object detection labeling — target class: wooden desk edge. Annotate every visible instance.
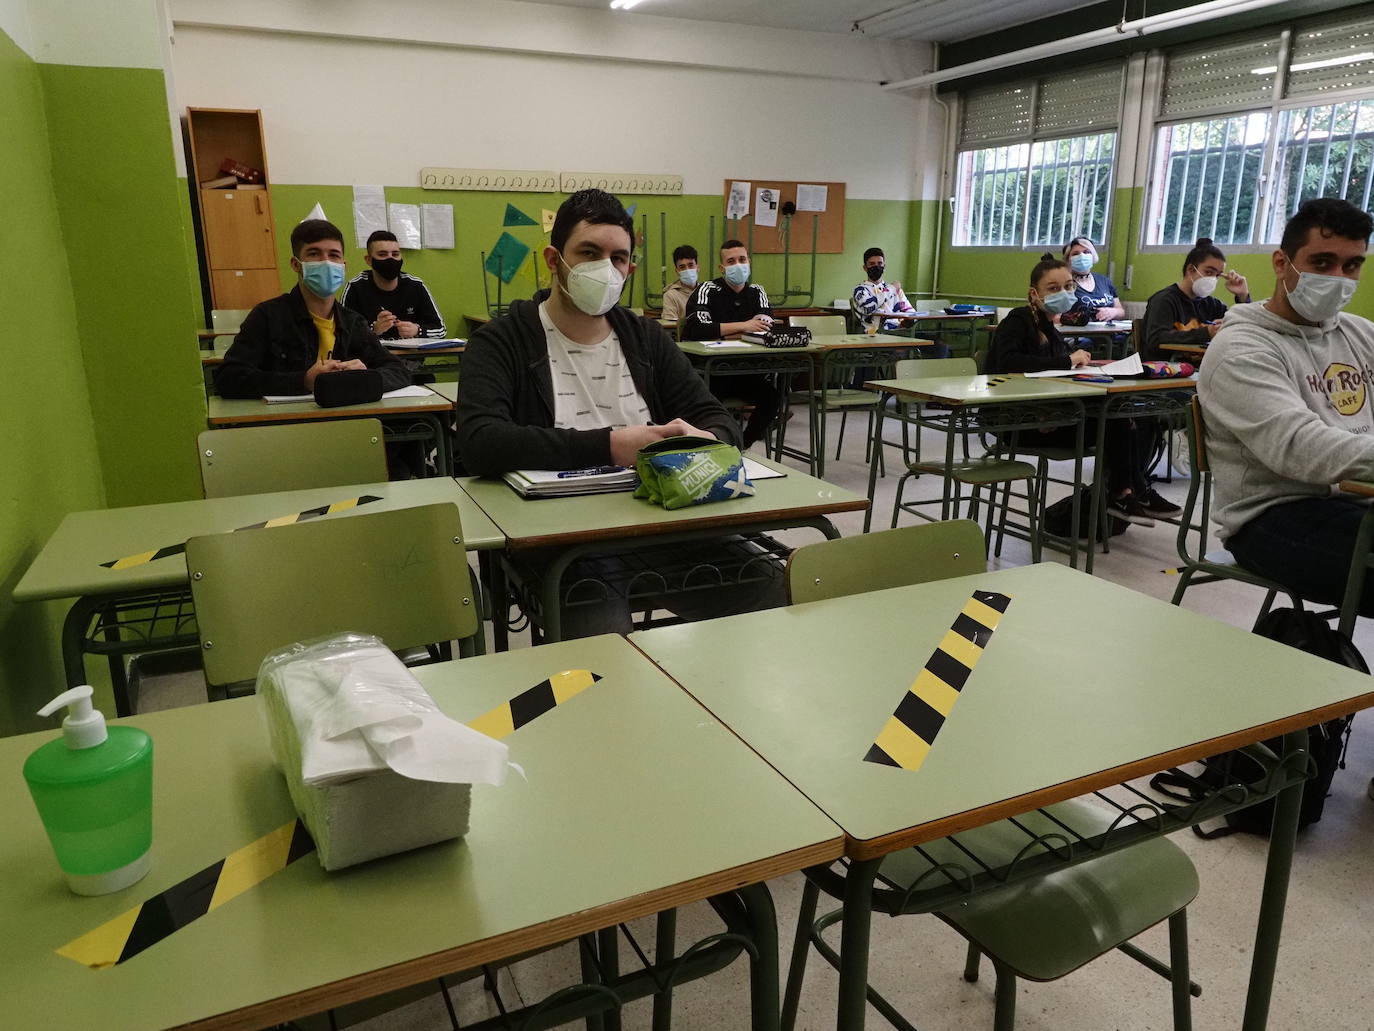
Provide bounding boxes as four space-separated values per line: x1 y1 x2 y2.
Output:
1339 479 1374 498
207 399 454 426
844 689 1374 861
171 835 844 1031
498 498 870 551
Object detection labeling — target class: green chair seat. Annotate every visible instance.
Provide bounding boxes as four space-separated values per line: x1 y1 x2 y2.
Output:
789 387 881 408
910 457 1037 484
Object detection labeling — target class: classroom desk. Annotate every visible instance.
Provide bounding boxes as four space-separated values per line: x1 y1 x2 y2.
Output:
829 308 991 354
860 374 1102 564
459 457 867 645
207 389 455 478
13 479 503 712
0 635 842 1031
630 562 1374 1030
1160 341 1209 357
200 343 467 391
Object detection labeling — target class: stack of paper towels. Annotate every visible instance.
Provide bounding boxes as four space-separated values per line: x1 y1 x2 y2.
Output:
258 633 509 870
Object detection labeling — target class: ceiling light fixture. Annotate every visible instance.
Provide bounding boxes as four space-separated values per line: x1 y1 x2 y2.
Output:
882 0 1292 92
609 0 646 9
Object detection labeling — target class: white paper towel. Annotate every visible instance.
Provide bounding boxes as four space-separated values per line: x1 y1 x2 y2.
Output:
265 635 508 788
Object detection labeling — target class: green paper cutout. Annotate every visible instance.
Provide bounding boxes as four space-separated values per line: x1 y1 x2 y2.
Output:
503 204 539 227
485 233 530 283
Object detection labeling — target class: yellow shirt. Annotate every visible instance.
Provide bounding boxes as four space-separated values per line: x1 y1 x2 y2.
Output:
312 312 335 363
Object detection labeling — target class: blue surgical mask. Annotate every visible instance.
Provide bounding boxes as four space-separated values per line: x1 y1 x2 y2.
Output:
723 263 750 287
1040 289 1077 315
679 267 698 288
1069 254 1094 274
300 260 345 298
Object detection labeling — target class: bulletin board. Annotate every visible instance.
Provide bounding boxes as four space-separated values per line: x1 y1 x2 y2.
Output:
721 179 846 254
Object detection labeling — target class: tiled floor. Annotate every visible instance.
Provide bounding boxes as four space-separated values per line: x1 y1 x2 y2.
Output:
141 412 1374 1030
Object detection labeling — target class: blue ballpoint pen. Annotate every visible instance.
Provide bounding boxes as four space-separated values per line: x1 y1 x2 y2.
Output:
556 465 625 478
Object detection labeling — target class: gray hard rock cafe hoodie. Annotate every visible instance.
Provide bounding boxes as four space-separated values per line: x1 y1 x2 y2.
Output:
1198 299 1374 541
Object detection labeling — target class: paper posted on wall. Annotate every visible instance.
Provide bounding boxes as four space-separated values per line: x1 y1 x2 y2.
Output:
352 186 388 248
755 187 779 227
727 181 751 219
421 204 454 248
388 203 422 249
795 184 828 212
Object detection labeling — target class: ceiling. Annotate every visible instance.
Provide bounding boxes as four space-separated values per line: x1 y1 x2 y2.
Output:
526 0 1107 44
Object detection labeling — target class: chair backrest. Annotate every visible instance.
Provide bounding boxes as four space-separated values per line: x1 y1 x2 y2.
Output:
786 520 987 605
995 307 1013 323
895 357 977 379
1186 395 1210 474
833 298 850 310
1175 395 1214 566
791 314 846 335
924 299 951 312
211 309 250 334
1129 318 1144 356
197 419 388 499
187 503 479 688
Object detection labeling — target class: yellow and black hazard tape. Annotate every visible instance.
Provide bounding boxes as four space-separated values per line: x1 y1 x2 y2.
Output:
865 590 1011 771
466 669 602 741
100 495 385 570
59 669 603 969
1162 567 1182 575
58 818 315 969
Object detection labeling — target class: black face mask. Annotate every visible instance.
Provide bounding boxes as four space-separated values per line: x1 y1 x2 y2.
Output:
866 264 884 281
371 257 403 280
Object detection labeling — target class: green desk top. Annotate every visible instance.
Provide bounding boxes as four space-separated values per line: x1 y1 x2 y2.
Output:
15 479 504 604
202 344 465 366
429 381 458 403
0 636 840 1030
458 458 868 550
863 374 1103 406
677 334 915 358
207 390 453 426
631 563 1374 859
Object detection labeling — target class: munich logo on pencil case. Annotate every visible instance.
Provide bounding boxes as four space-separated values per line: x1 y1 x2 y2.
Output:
633 435 754 510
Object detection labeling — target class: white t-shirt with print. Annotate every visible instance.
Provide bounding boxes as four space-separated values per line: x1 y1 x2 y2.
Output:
540 303 650 432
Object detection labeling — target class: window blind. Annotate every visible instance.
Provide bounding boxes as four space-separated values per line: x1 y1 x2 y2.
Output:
959 83 1034 146
1036 65 1124 136
1161 33 1282 119
1287 10 1374 99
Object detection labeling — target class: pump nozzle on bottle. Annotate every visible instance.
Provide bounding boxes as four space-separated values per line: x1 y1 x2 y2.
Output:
37 685 108 750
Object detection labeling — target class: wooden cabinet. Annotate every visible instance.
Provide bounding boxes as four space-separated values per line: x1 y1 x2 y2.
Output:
210 269 281 310
185 109 280 313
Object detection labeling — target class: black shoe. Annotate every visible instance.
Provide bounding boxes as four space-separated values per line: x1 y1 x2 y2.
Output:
1139 487 1182 517
1106 493 1156 527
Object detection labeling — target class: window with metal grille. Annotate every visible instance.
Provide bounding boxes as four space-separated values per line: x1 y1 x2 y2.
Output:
1265 101 1374 238
954 65 1122 247
1145 113 1270 246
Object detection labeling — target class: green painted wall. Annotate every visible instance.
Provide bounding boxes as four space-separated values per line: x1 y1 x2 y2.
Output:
0 30 106 736
936 184 1374 321
264 186 919 320
41 64 204 509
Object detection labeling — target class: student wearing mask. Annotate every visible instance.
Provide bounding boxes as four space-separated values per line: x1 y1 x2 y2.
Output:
341 230 447 340
683 240 779 447
853 247 916 330
1199 197 1374 609
988 254 1177 524
1143 237 1250 359
457 189 782 636
1063 237 1125 321
216 219 410 399
659 244 699 322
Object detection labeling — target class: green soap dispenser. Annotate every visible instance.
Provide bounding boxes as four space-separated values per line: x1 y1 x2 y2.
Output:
23 686 153 896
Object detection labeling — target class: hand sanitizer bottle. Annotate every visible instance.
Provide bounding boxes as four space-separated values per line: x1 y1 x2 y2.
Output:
22 686 153 895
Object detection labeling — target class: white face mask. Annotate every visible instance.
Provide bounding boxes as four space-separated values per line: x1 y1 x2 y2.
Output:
559 255 625 316
1285 266 1359 322
1191 274 1219 299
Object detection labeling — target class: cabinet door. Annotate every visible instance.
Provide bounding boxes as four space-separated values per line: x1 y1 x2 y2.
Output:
200 189 276 269
211 268 281 310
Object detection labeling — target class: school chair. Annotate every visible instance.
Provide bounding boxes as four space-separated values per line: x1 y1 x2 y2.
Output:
187 503 482 699
1170 396 1296 626
883 356 977 469
787 313 889 467
781 522 1200 1031
208 308 250 343
197 419 388 499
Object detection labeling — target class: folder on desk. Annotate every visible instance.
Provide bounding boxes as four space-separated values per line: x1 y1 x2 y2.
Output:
386 338 466 350
504 467 640 498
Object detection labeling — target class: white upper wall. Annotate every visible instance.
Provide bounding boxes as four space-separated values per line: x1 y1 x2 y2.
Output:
26 0 165 68
0 0 33 56
168 0 938 200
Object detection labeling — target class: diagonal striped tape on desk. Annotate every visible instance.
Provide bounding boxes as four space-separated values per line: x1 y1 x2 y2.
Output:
99 495 385 570
58 668 603 969
864 590 1011 771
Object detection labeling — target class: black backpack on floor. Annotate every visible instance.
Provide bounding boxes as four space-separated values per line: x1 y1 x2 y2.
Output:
1150 607 1363 838
1042 487 1128 542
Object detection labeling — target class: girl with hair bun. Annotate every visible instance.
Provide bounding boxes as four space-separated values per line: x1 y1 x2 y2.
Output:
1143 236 1250 360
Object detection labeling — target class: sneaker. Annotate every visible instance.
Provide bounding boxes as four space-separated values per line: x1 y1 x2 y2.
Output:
1139 487 1182 517
1106 493 1156 527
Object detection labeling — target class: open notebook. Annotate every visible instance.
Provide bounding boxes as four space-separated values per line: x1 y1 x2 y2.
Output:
504 456 785 498
1024 354 1144 379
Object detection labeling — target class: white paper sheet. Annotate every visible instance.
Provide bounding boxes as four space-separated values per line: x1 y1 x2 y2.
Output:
1024 353 1145 378
388 203 422 249
352 185 388 249
421 203 455 249
754 187 779 227
795 184 828 212
727 180 751 219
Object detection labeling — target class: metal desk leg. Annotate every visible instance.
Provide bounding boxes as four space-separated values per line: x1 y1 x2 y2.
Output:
836 857 881 1031
1085 399 1108 576
1242 729 1305 1031
737 881 781 1031
652 908 677 1031
1338 505 1374 637
479 551 509 653
864 403 886 533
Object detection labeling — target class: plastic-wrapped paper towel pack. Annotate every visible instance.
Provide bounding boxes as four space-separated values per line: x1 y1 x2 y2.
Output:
258 632 508 870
